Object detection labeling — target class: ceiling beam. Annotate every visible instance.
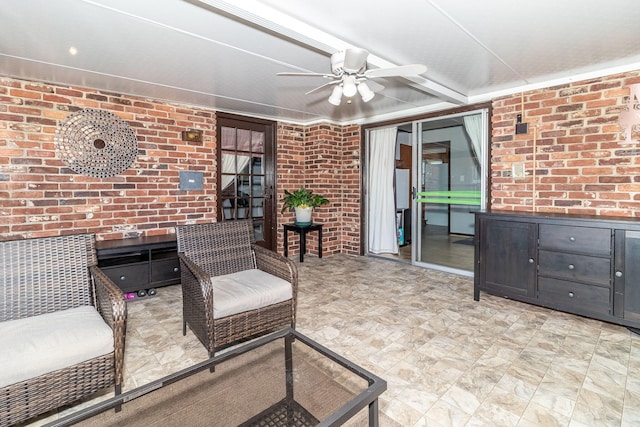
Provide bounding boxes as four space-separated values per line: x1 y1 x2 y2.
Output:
194 0 468 105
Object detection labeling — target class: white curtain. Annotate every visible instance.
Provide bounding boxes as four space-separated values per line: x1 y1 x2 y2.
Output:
368 127 399 254
463 114 482 166
221 153 251 192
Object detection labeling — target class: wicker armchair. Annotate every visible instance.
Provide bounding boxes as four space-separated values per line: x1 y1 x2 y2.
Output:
0 234 127 427
176 220 297 357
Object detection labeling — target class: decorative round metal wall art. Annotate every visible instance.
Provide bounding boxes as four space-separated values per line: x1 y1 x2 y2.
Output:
54 108 138 178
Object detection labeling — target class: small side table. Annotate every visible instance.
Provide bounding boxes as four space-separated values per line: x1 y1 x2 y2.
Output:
283 223 323 263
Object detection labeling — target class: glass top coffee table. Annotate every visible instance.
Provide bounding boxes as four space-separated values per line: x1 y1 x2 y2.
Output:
47 328 386 427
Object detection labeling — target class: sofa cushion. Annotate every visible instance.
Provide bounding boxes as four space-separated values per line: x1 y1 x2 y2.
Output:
0 306 114 388
212 269 292 319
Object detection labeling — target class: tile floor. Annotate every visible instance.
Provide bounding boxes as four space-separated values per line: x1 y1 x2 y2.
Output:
31 254 640 426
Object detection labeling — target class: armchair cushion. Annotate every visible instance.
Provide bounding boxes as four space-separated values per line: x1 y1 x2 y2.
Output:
0 306 114 388
177 220 297 356
212 269 293 319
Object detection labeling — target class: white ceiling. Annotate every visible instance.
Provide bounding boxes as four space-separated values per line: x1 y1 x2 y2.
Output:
2 0 640 125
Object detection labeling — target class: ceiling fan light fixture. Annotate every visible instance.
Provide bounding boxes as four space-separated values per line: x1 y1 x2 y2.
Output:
358 82 375 103
328 85 343 106
278 46 429 108
342 75 358 98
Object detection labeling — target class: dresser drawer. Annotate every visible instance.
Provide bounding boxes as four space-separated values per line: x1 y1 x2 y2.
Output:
538 277 610 316
539 224 610 256
538 250 611 286
150 257 180 284
101 264 149 293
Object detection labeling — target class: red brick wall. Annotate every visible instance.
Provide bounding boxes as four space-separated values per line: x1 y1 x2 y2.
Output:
0 76 362 255
276 122 306 254
6 68 639 250
491 70 640 216
340 124 362 254
0 78 217 241
275 122 362 257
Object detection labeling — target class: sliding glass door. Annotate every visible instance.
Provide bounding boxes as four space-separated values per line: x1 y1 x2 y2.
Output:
413 110 488 274
364 107 488 275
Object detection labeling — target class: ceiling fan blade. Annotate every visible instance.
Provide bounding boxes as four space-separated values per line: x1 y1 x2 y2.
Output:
305 80 340 95
365 64 427 78
365 80 385 92
342 48 369 73
277 72 334 78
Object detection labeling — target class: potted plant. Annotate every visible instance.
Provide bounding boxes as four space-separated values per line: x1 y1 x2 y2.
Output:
281 186 329 226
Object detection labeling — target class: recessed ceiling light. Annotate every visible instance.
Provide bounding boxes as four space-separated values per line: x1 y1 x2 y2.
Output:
68 46 78 56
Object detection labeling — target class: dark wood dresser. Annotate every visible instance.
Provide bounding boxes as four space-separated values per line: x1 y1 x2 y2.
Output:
474 210 640 330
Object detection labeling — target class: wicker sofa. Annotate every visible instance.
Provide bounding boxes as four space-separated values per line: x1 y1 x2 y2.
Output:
176 220 297 358
0 234 127 427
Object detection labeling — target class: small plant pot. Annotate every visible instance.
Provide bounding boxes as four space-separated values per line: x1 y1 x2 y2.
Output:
294 206 312 226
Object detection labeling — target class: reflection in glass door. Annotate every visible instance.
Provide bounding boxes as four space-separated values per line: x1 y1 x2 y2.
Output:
413 110 488 275
217 114 276 250
220 127 264 222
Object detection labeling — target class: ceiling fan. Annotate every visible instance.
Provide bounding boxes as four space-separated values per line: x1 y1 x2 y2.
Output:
277 48 427 106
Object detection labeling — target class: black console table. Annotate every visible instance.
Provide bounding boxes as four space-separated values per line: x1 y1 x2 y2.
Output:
474 210 640 331
283 223 323 263
96 234 180 299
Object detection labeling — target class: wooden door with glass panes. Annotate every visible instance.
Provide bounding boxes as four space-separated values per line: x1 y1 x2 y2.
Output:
217 114 276 250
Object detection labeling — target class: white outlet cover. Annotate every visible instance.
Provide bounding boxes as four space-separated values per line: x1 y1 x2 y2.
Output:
512 163 525 178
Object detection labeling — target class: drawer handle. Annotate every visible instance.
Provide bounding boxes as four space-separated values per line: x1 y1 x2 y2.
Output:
569 236 576 242
173 267 179 272
119 275 126 281
568 291 575 298
568 264 575 270
615 271 623 278
528 258 535 264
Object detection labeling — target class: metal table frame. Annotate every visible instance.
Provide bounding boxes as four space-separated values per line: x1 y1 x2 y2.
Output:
46 328 386 427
